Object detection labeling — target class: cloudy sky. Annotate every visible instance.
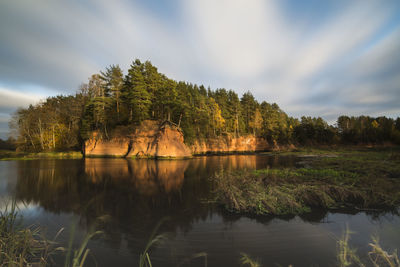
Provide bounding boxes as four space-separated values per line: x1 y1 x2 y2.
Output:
1 0 400 138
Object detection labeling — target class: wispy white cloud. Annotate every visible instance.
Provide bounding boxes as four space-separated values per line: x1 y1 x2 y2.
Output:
0 0 399 137
181 0 291 78
0 86 45 109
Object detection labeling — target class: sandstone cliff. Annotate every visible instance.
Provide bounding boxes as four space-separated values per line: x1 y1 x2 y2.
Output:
84 120 269 158
84 132 130 157
85 120 192 158
190 135 269 154
127 121 192 158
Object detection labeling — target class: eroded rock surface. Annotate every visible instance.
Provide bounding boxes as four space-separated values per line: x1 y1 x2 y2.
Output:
85 120 269 158
190 135 269 154
85 132 130 157
85 120 192 158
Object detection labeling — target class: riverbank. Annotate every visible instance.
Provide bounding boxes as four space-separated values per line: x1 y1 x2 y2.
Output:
2 145 398 160
0 150 82 160
212 147 400 215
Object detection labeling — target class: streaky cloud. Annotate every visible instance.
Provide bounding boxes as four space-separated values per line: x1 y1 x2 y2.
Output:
0 0 399 138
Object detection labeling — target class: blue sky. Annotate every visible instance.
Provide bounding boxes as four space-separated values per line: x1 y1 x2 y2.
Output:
0 0 400 138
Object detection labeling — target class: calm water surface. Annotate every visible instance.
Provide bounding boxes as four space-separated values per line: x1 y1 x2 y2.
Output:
0 155 399 266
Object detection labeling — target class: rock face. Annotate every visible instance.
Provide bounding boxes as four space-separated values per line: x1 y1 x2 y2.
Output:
84 120 269 158
190 135 269 155
85 120 192 158
127 120 192 158
85 132 130 157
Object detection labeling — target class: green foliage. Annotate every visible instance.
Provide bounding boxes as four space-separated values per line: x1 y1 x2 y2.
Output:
240 91 258 134
124 59 152 123
64 223 102 267
338 115 400 144
10 58 400 152
139 218 168 267
293 116 337 145
10 95 84 152
101 65 124 119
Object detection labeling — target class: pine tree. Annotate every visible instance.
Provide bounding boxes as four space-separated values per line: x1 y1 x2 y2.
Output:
101 65 123 118
155 78 178 121
249 108 263 135
124 60 151 123
240 91 257 134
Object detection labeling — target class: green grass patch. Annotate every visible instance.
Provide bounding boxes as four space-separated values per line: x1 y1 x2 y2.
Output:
0 151 82 160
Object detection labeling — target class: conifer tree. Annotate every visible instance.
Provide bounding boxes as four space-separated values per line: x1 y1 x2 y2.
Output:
240 91 257 133
124 59 151 123
101 65 123 118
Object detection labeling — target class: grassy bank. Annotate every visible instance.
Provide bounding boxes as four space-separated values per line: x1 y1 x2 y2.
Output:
0 150 82 160
261 144 400 156
212 147 400 215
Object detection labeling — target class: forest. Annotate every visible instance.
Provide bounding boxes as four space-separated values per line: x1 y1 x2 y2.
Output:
7 59 400 152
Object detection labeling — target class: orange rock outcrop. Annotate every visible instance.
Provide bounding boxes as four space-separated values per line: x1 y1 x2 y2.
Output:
84 132 130 157
190 135 269 154
85 120 192 158
84 120 269 158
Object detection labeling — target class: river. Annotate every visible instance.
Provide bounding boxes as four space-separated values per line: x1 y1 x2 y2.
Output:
0 155 399 266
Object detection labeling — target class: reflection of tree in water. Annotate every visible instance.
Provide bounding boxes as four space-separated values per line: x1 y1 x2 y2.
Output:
14 155 308 255
15 159 208 248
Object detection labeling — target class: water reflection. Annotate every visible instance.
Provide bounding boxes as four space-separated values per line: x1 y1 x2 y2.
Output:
84 159 190 194
2 155 397 266
12 156 301 250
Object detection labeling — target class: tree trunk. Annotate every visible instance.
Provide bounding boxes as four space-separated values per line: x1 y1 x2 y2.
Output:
104 124 109 139
130 108 133 122
236 113 239 137
117 99 120 120
52 124 55 149
178 114 182 127
38 118 44 150
27 129 36 150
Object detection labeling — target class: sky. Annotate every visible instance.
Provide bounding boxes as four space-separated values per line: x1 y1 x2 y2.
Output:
1 0 400 139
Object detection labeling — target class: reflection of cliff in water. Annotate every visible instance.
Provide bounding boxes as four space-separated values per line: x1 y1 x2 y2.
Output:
14 155 306 254
84 159 190 195
14 155 301 222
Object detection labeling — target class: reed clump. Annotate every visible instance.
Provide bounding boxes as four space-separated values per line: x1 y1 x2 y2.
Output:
337 227 400 267
0 202 56 266
212 151 400 215
240 253 261 267
0 201 104 267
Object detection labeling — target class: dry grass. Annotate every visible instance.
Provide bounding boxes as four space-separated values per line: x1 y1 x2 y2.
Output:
337 227 400 267
240 253 261 267
212 149 400 215
368 236 400 267
0 202 61 266
0 201 103 267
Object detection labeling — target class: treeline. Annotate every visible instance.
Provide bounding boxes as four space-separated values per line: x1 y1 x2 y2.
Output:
0 137 15 150
9 59 400 152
